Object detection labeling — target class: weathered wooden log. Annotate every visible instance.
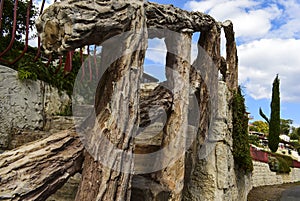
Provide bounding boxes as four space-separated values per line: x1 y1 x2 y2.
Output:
0 80 174 201
36 0 217 53
139 84 173 128
0 129 83 201
34 0 240 200
222 20 238 90
146 2 216 34
73 2 147 199
182 24 221 201
152 32 191 201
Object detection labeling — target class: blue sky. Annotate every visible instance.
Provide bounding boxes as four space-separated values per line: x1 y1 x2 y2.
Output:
34 0 300 127
146 0 300 127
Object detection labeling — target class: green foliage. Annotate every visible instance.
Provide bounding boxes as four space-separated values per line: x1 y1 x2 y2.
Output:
232 86 253 173
0 0 37 45
248 135 260 147
290 127 300 140
259 75 281 153
18 68 37 80
277 157 291 173
280 119 293 135
249 120 269 134
269 153 292 173
269 75 280 152
1 41 82 97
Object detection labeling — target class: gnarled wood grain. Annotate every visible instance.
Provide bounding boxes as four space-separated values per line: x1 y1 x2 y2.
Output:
0 129 83 201
36 1 216 53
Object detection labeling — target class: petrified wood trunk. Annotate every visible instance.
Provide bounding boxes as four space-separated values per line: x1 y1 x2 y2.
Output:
33 0 240 200
156 32 191 201
0 129 83 201
0 81 174 201
223 20 238 90
182 24 221 200
35 1 216 54
73 2 147 201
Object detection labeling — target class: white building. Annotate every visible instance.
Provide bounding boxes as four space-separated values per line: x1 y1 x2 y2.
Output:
279 134 290 142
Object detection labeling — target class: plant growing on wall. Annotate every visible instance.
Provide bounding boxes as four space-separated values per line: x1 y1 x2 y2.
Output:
259 75 280 153
232 86 253 173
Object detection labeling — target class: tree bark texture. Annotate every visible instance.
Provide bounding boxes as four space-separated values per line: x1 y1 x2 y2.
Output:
0 129 83 201
154 32 191 201
36 1 216 53
0 81 173 201
182 24 222 200
73 1 147 200
222 20 238 90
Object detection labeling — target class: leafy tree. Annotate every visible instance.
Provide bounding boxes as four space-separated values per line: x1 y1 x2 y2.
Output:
259 75 280 153
280 119 293 135
0 0 82 96
0 0 37 68
290 127 300 140
232 86 253 173
0 0 37 40
249 120 269 134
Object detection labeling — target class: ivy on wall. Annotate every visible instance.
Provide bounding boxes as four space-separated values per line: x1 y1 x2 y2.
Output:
232 86 253 173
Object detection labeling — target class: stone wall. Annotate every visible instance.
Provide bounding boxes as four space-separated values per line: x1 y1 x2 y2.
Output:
251 160 300 187
0 65 71 150
0 65 78 201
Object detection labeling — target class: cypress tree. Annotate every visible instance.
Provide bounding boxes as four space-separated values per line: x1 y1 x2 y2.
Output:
269 75 280 152
259 75 280 153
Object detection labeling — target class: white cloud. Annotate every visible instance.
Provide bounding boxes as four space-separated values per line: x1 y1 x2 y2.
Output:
184 0 282 40
238 38 300 102
184 0 300 103
145 38 167 65
146 37 202 66
268 0 300 39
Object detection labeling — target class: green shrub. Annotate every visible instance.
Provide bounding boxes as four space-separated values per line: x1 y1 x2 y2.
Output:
268 152 293 173
232 86 253 173
248 135 260 147
276 156 291 173
278 154 293 167
18 69 37 80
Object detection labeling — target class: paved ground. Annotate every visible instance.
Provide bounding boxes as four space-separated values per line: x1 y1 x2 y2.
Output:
247 182 300 201
279 186 300 201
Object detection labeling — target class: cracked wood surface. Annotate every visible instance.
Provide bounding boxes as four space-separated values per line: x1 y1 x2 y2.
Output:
0 129 83 201
32 0 240 200
36 0 216 54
